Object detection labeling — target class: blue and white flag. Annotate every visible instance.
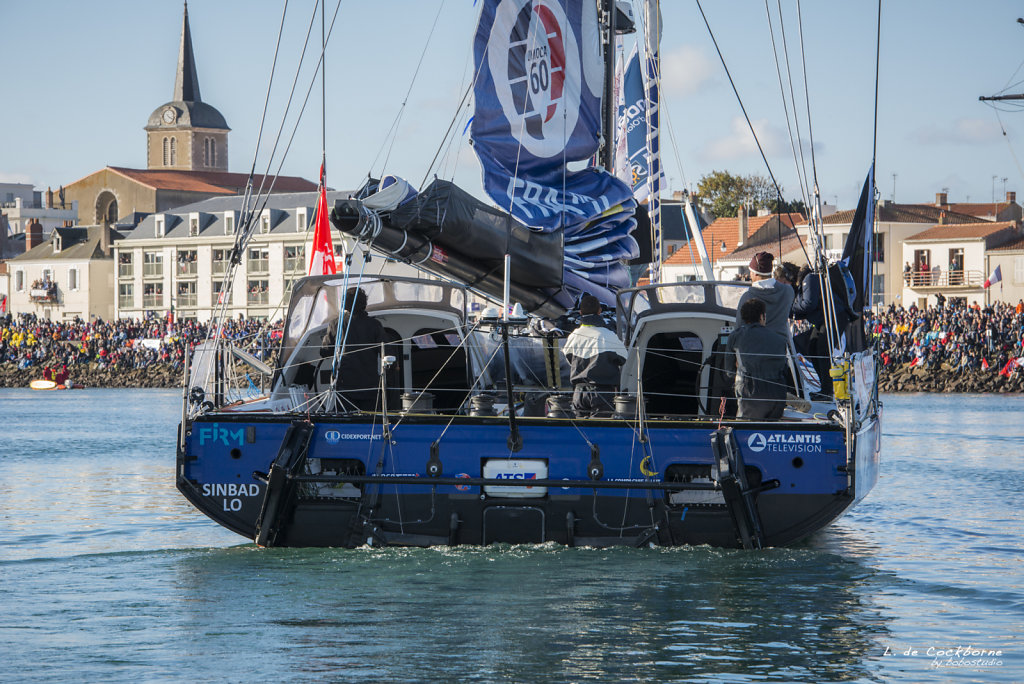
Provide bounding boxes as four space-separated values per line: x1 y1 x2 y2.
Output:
615 44 654 201
471 0 636 233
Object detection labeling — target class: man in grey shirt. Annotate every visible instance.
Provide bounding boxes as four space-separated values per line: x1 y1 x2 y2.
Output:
734 251 795 341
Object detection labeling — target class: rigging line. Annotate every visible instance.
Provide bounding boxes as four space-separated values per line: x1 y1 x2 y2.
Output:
794 0 820 192
775 0 812 210
420 79 477 189
249 0 346 229
765 0 810 211
994 110 1024 184
249 0 324 212
373 0 448 177
872 0 881 166
694 0 785 201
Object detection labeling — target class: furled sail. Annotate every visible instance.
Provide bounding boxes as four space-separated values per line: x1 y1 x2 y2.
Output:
471 0 638 307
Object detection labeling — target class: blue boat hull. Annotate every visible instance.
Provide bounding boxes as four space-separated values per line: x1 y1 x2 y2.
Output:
177 412 878 548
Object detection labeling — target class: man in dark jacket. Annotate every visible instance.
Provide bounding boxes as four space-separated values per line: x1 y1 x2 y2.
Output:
729 298 787 420
562 294 627 416
321 287 385 411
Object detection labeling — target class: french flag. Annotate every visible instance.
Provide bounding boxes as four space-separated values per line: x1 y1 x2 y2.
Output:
984 265 1002 289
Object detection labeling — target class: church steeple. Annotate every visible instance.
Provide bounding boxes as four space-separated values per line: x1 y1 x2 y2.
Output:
145 1 229 171
173 1 201 102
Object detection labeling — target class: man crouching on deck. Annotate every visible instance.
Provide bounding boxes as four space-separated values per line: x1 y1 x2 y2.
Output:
729 297 787 420
562 294 627 417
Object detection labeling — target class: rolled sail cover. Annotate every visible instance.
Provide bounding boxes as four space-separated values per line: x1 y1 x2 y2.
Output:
385 179 563 289
471 0 639 307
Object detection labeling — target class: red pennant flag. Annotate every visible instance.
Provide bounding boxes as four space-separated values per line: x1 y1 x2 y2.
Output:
0 295 6 314
308 163 337 276
981 357 989 371
909 357 920 367
999 360 1015 378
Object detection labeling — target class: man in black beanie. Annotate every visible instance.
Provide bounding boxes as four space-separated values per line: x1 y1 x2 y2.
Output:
734 251 795 341
562 294 628 416
321 287 385 411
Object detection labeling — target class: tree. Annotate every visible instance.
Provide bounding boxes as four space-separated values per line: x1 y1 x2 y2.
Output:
695 170 781 219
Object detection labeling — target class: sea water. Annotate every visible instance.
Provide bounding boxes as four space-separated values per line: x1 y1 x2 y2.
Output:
0 389 1021 683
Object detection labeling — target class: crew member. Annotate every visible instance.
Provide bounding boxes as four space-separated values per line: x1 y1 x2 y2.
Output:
729 298 787 419
321 287 385 411
562 295 627 416
735 251 795 341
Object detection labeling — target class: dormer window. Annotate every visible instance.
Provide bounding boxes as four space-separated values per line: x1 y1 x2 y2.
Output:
260 214 271 234
53 235 62 253
155 216 165 237
224 213 235 234
189 216 199 237
296 209 308 232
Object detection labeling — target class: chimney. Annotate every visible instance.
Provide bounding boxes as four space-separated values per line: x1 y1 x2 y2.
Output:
26 219 43 251
936 192 947 206
1007 191 1016 204
737 205 748 247
100 224 111 257
46 187 54 209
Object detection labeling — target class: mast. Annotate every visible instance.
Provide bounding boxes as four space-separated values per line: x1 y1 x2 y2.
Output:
644 0 663 283
601 0 617 171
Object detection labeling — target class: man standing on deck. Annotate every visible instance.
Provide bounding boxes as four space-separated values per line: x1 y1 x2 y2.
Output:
321 287 385 412
734 251 795 341
730 298 787 419
562 295 627 416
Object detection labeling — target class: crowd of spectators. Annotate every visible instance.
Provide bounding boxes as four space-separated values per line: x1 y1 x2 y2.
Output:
0 313 282 376
870 299 1024 375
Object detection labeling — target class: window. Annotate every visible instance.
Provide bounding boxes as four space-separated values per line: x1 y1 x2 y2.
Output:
142 282 164 308
212 281 228 306
176 281 197 308
42 268 52 282
162 137 169 166
1015 256 1024 285
15 269 24 291
189 217 199 236
210 139 216 166
155 216 165 237
176 249 197 276
248 247 269 273
203 138 210 166
260 214 271 234
296 209 308 232
224 213 235 234
872 273 885 298
247 279 269 305
284 245 305 272
169 137 177 166
118 252 133 278
119 283 134 309
212 248 230 275
873 236 885 263
284 278 297 297
143 251 163 278
68 268 79 291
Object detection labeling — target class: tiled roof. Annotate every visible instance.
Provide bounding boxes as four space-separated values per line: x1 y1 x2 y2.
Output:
823 203 982 225
947 202 1009 217
904 221 1017 242
726 229 808 264
663 212 803 266
989 236 1024 252
108 167 317 194
11 226 123 261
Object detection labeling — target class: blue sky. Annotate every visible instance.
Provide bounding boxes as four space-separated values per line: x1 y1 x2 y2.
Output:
2 1 1023 211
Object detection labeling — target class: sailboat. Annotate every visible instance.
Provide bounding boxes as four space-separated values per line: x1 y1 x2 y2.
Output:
176 0 881 549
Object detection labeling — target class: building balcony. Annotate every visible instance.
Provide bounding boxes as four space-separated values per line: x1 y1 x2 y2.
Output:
247 291 269 306
143 264 164 278
118 264 134 278
248 259 269 274
142 294 164 308
29 284 58 303
176 294 198 308
904 269 984 291
176 261 198 277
